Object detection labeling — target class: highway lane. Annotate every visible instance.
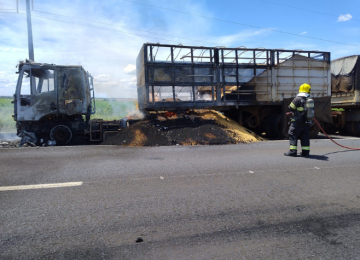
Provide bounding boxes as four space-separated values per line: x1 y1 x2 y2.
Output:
1 138 360 259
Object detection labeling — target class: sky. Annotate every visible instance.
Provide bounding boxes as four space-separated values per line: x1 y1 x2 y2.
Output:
0 0 359 98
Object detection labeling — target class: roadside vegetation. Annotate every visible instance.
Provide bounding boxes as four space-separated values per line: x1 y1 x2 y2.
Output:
0 97 137 133
0 98 15 132
91 100 137 120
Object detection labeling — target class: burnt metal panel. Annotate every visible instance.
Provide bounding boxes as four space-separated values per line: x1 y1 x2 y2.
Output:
15 64 58 121
137 43 331 111
331 55 360 106
57 67 88 116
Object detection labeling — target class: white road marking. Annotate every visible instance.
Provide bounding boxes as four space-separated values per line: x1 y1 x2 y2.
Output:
0 182 83 191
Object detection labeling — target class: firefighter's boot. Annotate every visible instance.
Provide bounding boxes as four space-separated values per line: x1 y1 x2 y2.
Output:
284 150 297 157
300 150 310 157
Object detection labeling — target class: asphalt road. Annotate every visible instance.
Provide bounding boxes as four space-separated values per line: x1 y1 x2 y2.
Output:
1 138 360 260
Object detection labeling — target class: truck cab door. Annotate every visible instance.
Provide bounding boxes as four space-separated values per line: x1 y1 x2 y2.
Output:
57 67 89 116
16 65 57 121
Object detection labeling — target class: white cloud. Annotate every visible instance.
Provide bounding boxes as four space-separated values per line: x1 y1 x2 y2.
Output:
94 74 111 82
0 0 282 98
0 47 26 53
338 14 352 22
93 74 137 98
123 64 136 74
2 0 356 99
208 29 272 47
299 31 307 35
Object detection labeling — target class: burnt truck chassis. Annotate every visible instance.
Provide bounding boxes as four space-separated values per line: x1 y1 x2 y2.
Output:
13 61 123 145
137 43 332 138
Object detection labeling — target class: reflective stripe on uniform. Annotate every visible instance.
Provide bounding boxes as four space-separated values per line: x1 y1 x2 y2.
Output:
290 145 297 150
297 107 304 111
302 146 310 150
290 102 296 109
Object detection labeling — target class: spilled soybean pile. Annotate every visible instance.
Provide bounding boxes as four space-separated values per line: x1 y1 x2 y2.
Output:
101 110 265 147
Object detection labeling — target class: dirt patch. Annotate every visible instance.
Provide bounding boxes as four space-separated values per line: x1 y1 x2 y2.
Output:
101 110 265 147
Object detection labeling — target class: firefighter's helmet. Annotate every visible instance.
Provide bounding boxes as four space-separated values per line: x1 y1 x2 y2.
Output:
299 83 311 94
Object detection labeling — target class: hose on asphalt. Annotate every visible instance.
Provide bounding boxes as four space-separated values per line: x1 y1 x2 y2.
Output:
313 118 360 151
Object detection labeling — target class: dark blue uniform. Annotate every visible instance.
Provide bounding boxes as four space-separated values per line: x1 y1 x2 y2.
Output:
285 96 310 157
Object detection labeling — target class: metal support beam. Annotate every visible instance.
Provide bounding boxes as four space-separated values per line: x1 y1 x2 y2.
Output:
26 0 34 61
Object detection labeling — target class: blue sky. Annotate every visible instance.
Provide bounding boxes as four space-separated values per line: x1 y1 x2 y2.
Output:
0 0 359 98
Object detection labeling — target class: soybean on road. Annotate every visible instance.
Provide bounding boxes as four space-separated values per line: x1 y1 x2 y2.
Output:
1 139 360 259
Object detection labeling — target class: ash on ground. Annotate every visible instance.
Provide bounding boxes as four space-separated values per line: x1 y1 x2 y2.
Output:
0 139 21 148
102 110 265 147
0 132 39 148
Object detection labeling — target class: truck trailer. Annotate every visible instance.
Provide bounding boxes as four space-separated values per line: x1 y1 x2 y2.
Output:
327 55 360 136
136 43 333 138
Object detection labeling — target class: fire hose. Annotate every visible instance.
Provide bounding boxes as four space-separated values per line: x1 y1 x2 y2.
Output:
313 118 360 151
286 112 360 150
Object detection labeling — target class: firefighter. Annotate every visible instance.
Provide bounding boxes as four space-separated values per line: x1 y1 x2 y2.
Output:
284 83 311 157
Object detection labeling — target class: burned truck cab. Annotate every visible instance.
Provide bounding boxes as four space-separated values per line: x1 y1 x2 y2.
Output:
14 60 95 145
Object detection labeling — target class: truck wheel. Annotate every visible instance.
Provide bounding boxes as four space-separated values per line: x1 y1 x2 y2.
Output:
322 122 337 135
50 125 73 145
252 127 265 136
265 114 282 139
346 122 360 137
309 121 320 139
354 122 360 136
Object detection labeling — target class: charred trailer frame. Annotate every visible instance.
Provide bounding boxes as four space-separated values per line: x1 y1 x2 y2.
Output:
13 61 96 145
328 55 360 136
137 43 332 138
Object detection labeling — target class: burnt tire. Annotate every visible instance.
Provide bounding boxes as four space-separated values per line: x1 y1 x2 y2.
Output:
322 122 337 135
353 122 360 136
50 125 73 145
309 120 320 139
346 121 360 137
252 127 265 136
265 114 282 139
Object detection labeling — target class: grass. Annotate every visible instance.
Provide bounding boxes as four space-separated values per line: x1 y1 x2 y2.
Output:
0 98 16 132
0 97 137 133
91 100 137 120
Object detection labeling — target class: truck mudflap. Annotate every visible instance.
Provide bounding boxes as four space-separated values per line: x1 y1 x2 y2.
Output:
281 96 333 137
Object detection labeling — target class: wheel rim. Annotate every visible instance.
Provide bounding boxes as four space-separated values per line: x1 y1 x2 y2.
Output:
50 125 72 145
